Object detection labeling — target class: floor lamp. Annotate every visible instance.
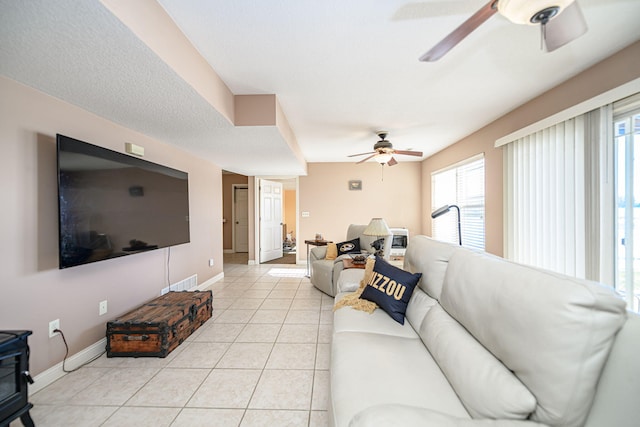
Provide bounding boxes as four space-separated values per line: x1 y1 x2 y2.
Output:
431 205 462 246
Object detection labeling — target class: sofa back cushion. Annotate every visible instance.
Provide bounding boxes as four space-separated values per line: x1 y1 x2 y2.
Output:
403 236 459 300
440 249 627 427
420 304 536 419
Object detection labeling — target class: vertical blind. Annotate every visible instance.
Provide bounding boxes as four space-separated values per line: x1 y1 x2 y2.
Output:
432 155 485 250
503 109 611 281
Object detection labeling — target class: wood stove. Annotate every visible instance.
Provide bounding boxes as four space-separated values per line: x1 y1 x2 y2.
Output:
0 331 34 427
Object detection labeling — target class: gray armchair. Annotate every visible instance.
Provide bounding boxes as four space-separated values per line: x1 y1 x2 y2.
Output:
309 224 391 297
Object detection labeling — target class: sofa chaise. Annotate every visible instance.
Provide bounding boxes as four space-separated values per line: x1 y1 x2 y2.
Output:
330 235 640 427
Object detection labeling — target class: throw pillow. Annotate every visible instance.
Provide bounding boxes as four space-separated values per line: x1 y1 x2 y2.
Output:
325 243 338 260
336 238 361 256
359 256 421 324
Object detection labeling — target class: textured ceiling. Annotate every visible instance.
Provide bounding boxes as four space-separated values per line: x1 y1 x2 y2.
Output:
1 0 640 176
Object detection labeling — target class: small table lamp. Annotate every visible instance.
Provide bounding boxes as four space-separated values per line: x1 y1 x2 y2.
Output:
364 218 392 258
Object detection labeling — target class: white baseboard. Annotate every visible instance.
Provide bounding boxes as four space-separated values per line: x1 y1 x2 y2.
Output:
196 272 224 291
248 260 257 265
31 337 107 395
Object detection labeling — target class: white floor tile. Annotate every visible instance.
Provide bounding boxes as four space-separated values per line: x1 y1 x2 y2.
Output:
28 260 331 427
249 369 314 410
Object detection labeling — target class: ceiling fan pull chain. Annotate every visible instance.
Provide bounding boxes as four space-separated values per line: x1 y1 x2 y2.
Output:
541 22 545 51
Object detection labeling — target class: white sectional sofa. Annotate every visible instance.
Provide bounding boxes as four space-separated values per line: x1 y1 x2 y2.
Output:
330 236 640 427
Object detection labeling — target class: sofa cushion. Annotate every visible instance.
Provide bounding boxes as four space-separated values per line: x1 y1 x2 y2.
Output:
421 304 536 419
403 235 459 300
337 268 365 293
360 257 421 324
333 295 419 339
405 287 438 331
336 237 361 256
331 332 470 427
440 249 627 427
349 404 550 427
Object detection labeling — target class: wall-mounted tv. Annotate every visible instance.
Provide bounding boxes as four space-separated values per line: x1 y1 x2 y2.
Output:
57 134 190 269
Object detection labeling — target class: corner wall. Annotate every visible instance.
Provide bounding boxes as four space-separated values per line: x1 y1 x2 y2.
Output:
0 76 224 375
422 41 640 256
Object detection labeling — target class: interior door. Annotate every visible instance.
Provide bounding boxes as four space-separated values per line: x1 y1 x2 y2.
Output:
259 179 283 263
234 186 249 253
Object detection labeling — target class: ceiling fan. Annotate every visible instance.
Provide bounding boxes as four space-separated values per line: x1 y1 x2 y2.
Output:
348 132 423 166
419 0 588 62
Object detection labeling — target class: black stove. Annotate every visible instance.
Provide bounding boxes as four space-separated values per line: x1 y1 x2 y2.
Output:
0 331 34 427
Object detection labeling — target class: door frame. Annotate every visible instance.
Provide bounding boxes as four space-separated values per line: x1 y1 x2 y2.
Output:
252 176 300 265
231 184 248 253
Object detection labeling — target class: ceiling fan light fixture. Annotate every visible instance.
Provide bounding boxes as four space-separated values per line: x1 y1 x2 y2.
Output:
497 0 574 25
375 153 393 164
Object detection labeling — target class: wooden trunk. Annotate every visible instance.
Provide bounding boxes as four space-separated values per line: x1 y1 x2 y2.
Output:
106 290 212 358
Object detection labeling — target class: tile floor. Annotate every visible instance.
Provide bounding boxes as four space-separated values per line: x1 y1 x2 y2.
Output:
18 258 332 427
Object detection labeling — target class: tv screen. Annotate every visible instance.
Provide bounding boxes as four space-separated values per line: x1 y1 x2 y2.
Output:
391 235 407 249
57 134 190 269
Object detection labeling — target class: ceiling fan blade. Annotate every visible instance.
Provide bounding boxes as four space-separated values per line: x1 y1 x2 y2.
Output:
387 157 398 166
356 154 378 164
394 150 423 157
348 151 376 158
419 0 498 62
544 1 588 52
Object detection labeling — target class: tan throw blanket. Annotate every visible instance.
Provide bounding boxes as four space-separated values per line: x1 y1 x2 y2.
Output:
333 258 378 313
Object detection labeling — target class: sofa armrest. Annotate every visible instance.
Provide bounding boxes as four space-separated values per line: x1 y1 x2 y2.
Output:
310 246 327 262
349 405 549 427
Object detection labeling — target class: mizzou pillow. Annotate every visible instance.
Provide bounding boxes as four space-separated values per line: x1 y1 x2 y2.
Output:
359 256 421 324
336 238 361 256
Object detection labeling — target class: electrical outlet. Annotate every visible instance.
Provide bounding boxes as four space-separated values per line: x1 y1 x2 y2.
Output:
49 319 60 338
208 258 214 267
99 300 108 316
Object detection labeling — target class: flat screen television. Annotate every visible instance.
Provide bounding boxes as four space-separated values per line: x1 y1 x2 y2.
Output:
56 134 190 269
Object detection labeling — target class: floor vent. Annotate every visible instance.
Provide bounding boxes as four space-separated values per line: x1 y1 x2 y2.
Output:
161 274 198 295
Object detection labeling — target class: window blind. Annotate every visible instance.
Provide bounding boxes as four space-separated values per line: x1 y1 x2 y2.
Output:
432 155 485 250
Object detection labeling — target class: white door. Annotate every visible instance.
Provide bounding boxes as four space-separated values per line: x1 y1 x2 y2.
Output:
234 186 249 253
260 179 283 263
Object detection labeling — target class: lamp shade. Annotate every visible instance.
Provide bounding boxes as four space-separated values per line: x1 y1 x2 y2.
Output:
363 218 392 237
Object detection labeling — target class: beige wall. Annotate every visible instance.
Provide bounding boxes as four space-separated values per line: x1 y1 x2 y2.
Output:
0 76 224 375
422 41 640 257
222 173 249 250
298 162 422 259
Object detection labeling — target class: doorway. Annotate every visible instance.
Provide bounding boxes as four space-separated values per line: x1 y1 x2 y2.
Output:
233 185 249 253
256 177 298 264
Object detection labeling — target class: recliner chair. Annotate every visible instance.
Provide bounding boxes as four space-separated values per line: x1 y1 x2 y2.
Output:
309 224 391 297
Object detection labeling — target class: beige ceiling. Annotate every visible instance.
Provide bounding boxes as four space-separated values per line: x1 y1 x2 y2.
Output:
2 0 640 176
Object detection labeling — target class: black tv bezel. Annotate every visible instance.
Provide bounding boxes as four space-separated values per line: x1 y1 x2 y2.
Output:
56 134 190 269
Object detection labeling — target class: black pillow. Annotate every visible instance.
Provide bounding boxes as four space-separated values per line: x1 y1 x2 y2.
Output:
359 256 421 324
336 238 361 256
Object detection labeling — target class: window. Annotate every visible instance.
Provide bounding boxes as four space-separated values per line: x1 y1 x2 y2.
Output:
431 155 485 250
614 94 640 311
502 91 640 313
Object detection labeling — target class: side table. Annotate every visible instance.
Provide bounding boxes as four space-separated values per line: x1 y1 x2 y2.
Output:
305 239 332 277
342 259 366 269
